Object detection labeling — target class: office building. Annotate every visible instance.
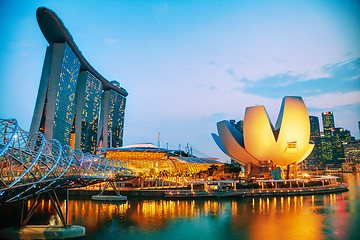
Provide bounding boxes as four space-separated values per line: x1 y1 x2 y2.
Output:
230 120 244 133
321 132 333 165
322 111 335 136
304 116 323 169
343 140 360 163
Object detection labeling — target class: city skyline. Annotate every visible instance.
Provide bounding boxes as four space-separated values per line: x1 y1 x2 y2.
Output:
0 0 359 162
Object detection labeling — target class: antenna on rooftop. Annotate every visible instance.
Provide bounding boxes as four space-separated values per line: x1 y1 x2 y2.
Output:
158 132 160 149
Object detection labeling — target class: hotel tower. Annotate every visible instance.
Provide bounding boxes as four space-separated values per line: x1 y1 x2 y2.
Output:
30 7 128 153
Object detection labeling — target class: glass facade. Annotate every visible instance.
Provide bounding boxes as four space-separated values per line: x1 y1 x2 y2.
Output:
107 90 126 147
322 111 335 136
105 148 222 174
331 128 347 164
39 79 50 134
304 116 323 169
321 135 333 164
343 140 360 163
230 120 243 133
76 72 102 154
52 43 81 145
31 9 128 150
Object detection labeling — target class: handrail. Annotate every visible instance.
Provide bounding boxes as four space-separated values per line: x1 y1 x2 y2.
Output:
0 118 134 203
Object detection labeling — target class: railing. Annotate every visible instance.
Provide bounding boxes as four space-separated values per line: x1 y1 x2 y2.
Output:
164 183 348 198
0 118 135 203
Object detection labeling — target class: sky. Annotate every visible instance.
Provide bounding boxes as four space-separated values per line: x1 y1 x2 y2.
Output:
0 0 359 162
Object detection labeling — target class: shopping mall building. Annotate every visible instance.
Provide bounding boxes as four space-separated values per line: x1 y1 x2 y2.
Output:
100 144 223 174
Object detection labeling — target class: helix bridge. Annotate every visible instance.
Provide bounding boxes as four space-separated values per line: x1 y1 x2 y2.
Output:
0 118 135 228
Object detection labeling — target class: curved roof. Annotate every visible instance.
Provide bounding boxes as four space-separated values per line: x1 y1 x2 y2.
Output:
213 96 314 167
36 7 128 97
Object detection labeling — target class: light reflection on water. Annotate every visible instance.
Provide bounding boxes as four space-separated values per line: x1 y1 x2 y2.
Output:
2 173 360 239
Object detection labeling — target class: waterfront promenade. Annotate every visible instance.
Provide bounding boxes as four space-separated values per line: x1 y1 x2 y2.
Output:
68 178 348 198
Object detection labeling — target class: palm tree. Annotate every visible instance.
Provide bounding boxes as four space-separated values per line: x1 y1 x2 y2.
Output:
138 172 147 189
208 164 220 176
159 170 169 188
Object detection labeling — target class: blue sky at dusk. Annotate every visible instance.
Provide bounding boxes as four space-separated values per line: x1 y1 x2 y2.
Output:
0 0 359 162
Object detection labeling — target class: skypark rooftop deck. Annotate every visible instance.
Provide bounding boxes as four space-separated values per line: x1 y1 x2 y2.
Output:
36 7 128 96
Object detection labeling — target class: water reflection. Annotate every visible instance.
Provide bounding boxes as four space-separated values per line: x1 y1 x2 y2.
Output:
1 173 359 239
64 180 356 239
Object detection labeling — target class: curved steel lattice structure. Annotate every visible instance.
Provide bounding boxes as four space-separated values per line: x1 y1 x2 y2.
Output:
0 118 134 204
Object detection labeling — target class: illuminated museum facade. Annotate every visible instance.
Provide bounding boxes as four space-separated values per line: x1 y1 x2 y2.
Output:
101 144 223 174
30 7 127 153
212 96 314 168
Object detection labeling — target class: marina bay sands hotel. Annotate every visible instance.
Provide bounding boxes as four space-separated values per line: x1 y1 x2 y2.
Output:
30 7 128 154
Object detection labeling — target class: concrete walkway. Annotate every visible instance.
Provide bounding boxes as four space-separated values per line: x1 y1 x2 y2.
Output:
0 225 85 239
164 183 348 198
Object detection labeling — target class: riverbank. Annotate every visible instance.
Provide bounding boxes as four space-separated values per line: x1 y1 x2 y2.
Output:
67 182 348 198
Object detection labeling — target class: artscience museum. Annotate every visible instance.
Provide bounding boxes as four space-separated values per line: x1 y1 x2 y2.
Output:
212 96 314 178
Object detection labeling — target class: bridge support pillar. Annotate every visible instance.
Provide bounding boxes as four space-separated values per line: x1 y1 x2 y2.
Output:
0 189 85 239
92 181 127 201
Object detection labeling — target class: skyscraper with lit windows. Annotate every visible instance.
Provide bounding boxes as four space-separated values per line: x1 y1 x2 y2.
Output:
322 111 335 136
74 71 102 153
30 43 80 145
321 111 335 165
304 116 323 169
98 83 126 148
30 7 128 152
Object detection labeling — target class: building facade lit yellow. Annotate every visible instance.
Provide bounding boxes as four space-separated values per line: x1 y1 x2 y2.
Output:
212 96 314 167
100 144 223 174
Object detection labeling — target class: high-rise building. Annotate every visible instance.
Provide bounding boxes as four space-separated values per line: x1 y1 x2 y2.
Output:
30 7 128 152
229 120 243 133
98 85 126 148
310 116 321 137
30 43 80 145
343 140 360 163
74 71 102 153
321 132 333 165
322 111 335 136
304 116 323 169
332 128 346 164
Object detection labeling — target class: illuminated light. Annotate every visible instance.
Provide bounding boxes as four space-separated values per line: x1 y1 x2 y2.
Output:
213 96 314 167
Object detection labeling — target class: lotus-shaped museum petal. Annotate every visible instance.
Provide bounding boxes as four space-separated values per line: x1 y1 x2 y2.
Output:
212 96 314 167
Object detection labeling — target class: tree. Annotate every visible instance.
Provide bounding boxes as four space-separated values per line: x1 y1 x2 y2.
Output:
208 165 220 176
138 172 147 189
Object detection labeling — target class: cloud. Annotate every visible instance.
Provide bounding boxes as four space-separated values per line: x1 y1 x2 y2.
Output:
297 70 332 82
208 60 221 68
304 91 360 109
105 38 119 44
239 57 360 98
